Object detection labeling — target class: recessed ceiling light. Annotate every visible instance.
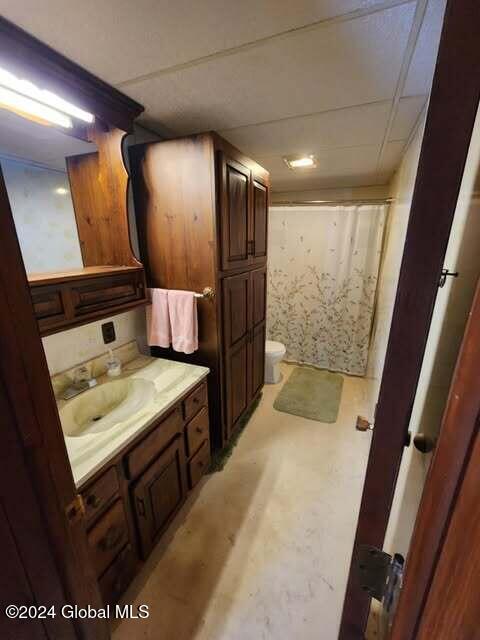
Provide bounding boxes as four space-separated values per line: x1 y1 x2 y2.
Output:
55 187 69 195
283 155 317 170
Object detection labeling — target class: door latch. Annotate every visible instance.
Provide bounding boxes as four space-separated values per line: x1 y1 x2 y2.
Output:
438 269 459 287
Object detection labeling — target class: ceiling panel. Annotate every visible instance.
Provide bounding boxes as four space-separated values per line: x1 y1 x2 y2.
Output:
402 0 447 96
219 100 392 157
378 140 406 174
273 172 390 192
257 144 381 190
131 4 415 133
0 0 394 85
389 95 426 140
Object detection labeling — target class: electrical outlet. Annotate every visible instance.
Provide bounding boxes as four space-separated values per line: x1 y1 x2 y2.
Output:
102 321 116 344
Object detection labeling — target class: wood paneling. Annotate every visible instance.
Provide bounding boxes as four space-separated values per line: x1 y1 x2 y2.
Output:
340 1 480 636
67 126 140 268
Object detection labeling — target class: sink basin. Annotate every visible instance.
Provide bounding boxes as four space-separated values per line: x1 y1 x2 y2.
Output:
60 378 155 437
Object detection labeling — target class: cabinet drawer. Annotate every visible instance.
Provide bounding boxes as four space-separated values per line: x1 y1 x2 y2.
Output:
98 544 137 605
125 408 182 479
71 272 144 316
30 286 67 331
87 499 129 577
185 407 209 458
82 467 119 526
183 382 207 422
188 440 210 489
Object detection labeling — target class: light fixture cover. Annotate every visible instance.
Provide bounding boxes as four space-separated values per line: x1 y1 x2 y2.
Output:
0 66 94 127
283 154 317 169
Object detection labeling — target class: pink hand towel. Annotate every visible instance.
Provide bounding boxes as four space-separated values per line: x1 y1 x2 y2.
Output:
147 288 171 348
167 290 198 354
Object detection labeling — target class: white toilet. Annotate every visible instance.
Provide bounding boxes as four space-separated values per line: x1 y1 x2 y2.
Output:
265 340 286 384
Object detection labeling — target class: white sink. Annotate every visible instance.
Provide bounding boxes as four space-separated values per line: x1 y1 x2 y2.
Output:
60 378 156 438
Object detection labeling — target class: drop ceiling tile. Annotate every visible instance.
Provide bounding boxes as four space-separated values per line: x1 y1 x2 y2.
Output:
256 144 382 191
389 95 426 140
0 0 393 84
403 0 447 96
219 100 392 157
378 140 406 174
273 172 389 192
132 3 416 133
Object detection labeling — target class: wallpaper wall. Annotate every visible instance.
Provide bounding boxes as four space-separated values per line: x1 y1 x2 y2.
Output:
267 205 386 376
2 157 83 273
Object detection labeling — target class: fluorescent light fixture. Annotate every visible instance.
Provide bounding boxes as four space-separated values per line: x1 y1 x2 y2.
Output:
0 66 94 127
284 155 317 170
0 86 73 128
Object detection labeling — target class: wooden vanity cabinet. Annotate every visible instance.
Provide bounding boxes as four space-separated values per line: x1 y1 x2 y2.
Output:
79 379 210 605
130 132 269 450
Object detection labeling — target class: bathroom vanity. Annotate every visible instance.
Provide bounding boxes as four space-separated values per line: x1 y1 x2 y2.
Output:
53 344 210 605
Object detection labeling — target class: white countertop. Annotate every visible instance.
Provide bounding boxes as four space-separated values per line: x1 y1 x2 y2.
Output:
61 355 209 488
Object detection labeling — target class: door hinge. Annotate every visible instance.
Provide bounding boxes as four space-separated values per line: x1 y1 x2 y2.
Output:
65 494 85 525
356 545 404 603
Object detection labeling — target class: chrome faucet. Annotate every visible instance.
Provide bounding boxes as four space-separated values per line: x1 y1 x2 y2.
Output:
61 365 97 400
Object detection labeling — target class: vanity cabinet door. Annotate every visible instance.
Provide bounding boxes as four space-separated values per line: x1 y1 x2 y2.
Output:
132 435 187 559
219 154 251 272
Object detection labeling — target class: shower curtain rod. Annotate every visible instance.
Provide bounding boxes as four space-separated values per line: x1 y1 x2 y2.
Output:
271 197 393 206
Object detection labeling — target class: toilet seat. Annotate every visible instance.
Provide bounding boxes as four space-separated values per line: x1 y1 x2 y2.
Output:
266 340 286 356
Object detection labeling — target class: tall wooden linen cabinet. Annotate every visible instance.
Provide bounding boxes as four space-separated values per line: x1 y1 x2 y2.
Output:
130 132 269 450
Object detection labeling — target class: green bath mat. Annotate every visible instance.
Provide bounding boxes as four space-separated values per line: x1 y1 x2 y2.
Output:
273 367 344 423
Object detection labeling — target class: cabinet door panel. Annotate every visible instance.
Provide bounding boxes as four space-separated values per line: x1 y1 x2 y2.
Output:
220 155 251 271
223 272 250 348
132 436 187 559
226 339 250 435
251 179 268 265
251 266 267 328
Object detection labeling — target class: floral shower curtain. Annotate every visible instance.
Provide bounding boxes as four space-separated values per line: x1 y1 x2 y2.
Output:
267 205 387 376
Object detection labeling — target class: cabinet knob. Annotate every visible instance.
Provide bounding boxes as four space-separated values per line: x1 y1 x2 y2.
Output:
195 426 203 434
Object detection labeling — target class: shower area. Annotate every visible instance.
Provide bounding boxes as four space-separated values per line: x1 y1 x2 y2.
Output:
267 202 389 377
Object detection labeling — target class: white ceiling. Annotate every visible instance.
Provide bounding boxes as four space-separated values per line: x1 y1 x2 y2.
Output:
0 0 446 192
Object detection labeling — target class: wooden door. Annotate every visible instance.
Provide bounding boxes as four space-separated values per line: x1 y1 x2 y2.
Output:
222 272 251 437
219 154 251 271
390 278 480 639
250 266 267 399
250 178 268 266
132 435 187 559
339 2 480 637
0 166 109 640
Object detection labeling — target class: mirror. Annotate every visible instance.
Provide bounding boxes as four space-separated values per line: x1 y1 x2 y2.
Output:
0 108 97 275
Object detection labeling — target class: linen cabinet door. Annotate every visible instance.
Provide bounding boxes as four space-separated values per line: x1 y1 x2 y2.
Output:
219 154 251 271
222 272 251 438
250 178 268 266
250 266 267 399
131 436 187 559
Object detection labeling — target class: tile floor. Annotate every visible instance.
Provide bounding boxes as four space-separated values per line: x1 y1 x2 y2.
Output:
113 363 374 640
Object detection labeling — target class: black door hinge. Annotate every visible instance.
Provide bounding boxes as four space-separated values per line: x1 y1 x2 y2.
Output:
356 545 404 603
